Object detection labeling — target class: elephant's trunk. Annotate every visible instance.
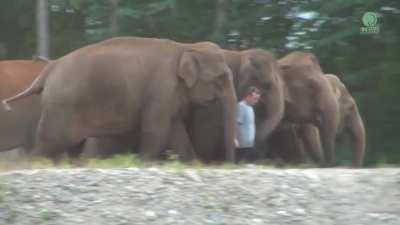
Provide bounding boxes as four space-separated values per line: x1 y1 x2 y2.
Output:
256 77 285 142
222 73 237 162
318 92 340 167
349 107 366 167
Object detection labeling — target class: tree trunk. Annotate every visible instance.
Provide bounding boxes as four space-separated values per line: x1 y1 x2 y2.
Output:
36 0 50 58
110 0 120 36
213 0 228 40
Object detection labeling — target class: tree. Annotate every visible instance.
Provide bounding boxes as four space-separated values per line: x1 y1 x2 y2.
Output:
36 0 50 58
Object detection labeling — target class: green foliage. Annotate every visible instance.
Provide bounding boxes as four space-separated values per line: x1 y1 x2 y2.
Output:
85 154 143 168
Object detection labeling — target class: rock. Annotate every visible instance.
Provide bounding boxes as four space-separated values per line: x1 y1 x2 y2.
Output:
0 168 399 225
145 210 157 219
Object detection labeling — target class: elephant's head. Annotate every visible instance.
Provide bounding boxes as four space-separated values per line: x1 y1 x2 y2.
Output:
236 49 285 142
278 51 322 73
178 45 237 161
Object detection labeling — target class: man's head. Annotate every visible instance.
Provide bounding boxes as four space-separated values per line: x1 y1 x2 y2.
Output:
243 86 261 106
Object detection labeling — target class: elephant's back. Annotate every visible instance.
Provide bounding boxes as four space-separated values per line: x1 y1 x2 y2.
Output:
42 55 139 116
40 37 182 135
79 37 181 56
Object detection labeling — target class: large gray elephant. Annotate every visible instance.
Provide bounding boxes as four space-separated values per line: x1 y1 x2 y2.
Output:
271 74 365 166
325 74 365 166
187 48 285 162
3 37 237 162
274 51 340 166
0 60 47 152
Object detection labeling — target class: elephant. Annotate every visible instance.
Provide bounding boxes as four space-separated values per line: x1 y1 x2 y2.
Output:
0 59 48 153
2 37 237 162
275 51 340 166
187 48 285 162
325 74 365 166
268 73 365 167
84 48 284 163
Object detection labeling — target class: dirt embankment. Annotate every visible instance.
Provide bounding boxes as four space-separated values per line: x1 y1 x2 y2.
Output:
0 167 400 225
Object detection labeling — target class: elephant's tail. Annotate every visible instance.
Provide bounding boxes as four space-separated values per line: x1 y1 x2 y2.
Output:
2 61 55 111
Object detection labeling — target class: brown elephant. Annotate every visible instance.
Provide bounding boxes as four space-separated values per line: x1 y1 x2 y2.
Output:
268 73 365 167
325 74 365 166
0 59 47 152
276 51 340 166
3 37 237 162
187 48 285 162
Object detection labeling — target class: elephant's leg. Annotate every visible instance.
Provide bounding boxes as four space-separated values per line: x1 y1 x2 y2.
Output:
32 132 85 164
318 127 336 167
32 109 85 164
66 140 86 166
32 139 69 164
168 120 197 161
266 125 301 164
188 108 224 162
139 131 169 160
22 123 38 155
286 125 306 164
317 103 339 167
138 106 171 160
318 123 337 167
82 135 135 159
67 140 86 159
299 124 324 164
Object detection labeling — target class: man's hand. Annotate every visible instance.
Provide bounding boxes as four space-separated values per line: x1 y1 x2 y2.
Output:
234 139 239 148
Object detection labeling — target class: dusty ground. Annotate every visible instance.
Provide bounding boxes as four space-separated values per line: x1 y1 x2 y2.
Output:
0 167 399 225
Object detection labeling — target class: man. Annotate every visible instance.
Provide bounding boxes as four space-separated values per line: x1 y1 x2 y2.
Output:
235 86 261 163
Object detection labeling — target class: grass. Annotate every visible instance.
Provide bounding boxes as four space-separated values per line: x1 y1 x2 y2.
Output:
0 153 275 172
2 151 395 172
85 154 143 168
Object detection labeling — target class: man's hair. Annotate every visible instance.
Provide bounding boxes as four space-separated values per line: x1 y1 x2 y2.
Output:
243 86 261 98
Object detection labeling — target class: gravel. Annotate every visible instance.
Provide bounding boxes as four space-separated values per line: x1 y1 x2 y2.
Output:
0 167 399 225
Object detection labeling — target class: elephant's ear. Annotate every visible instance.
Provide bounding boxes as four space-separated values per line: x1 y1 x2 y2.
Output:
178 50 198 88
240 56 264 80
238 56 252 83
